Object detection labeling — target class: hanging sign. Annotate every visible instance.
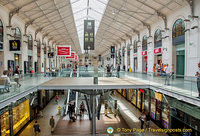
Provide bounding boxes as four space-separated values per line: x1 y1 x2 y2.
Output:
57 45 71 56
48 52 54 58
142 51 147 56
84 20 95 50
111 46 115 58
66 51 75 59
75 54 78 61
154 48 161 54
9 40 20 51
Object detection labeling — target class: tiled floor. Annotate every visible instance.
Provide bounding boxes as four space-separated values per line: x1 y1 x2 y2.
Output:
19 93 169 136
19 95 66 136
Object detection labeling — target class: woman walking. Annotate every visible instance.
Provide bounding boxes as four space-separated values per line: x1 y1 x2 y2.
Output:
14 66 21 87
139 110 146 129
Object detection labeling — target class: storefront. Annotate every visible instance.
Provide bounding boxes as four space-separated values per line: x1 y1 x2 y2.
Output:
170 99 200 136
137 89 145 111
142 51 147 73
144 89 150 113
133 55 137 72
0 111 10 136
154 48 162 68
12 99 30 135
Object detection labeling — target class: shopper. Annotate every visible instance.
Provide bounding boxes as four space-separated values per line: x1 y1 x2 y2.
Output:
14 66 21 87
56 95 59 104
68 102 73 118
164 64 171 85
117 64 120 78
146 112 151 129
49 116 55 133
33 120 40 136
80 101 85 118
195 62 200 98
8 66 13 78
170 64 174 80
106 64 111 77
139 110 146 129
123 65 126 71
30 65 34 77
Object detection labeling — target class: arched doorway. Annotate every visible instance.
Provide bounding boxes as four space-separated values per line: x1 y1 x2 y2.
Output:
133 40 137 72
154 29 162 72
172 19 185 77
28 34 33 73
142 35 147 73
36 39 41 72
13 27 21 71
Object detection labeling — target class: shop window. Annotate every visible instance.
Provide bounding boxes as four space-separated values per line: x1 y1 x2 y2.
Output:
172 19 185 38
14 27 21 40
12 99 30 135
142 35 147 51
28 35 33 50
1 112 10 136
172 19 185 45
0 19 3 49
154 29 162 48
133 40 137 53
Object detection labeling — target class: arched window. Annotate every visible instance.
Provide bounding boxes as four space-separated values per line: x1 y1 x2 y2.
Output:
37 40 41 57
142 35 147 51
133 40 137 53
154 29 162 48
14 27 21 40
28 35 33 50
172 19 185 38
0 19 3 49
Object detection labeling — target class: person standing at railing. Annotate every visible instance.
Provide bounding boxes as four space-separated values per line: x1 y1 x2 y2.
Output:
30 65 34 77
164 64 171 85
14 66 21 87
170 64 174 80
117 64 120 78
195 62 200 98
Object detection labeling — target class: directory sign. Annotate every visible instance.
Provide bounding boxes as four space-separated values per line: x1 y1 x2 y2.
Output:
66 51 75 59
111 46 115 58
9 40 20 51
57 45 71 56
84 20 95 50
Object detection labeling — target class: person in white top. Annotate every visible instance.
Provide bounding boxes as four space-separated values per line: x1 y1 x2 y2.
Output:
165 64 171 85
1 70 17 91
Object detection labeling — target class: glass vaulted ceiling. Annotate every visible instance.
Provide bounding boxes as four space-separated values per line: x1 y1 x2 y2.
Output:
70 0 109 53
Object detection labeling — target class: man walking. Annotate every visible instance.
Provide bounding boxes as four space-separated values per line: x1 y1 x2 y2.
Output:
49 116 55 133
33 120 40 136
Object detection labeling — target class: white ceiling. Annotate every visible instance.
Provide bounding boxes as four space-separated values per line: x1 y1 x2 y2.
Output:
0 0 188 56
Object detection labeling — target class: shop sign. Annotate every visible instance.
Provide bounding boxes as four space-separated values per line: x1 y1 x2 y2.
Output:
66 51 75 59
139 89 145 93
171 99 200 119
84 20 95 50
57 45 71 56
9 40 20 51
155 92 162 101
111 46 115 58
48 52 54 58
142 51 147 56
154 48 161 54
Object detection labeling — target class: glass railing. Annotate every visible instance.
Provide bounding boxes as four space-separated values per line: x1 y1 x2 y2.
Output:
125 71 199 99
0 70 72 102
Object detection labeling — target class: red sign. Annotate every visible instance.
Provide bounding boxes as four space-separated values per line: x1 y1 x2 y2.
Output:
154 48 161 54
57 45 71 56
142 51 147 56
66 51 75 59
139 89 145 93
75 54 78 61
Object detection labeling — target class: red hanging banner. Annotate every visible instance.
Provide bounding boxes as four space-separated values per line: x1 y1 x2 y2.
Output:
66 51 75 59
57 45 71 56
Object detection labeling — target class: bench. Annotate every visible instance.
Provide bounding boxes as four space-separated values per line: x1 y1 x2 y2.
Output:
0 78 10 92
